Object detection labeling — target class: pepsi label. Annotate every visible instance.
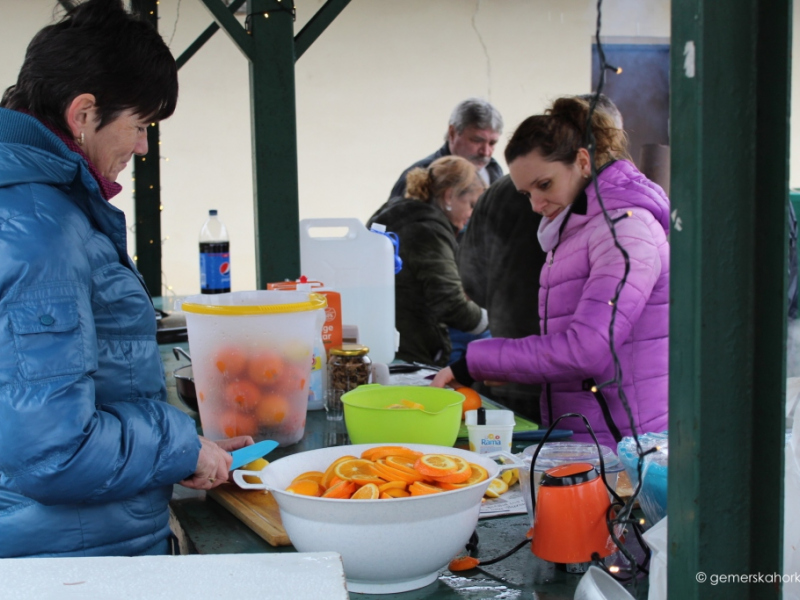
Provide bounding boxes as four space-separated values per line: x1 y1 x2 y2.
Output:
200 241 230 293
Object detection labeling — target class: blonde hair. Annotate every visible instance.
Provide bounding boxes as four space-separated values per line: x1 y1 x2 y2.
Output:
505 96 630 167
405 156 485 205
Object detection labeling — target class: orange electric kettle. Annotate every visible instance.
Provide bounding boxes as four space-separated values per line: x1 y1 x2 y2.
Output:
530 462 617 564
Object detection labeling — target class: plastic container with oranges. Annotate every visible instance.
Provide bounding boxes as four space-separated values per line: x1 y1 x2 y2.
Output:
180 291 326 446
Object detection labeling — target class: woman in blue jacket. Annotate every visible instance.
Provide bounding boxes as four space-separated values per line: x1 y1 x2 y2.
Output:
0 0 250 557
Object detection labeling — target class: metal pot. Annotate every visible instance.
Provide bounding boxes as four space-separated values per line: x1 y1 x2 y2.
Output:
172 347 198 412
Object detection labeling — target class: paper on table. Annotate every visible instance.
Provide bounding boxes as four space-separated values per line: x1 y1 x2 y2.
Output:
479 485 528 519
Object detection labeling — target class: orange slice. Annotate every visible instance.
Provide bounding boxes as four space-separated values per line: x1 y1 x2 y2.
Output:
350 483 380 499
428 456 472 484
372 459 424 483
285 479 321 496
378 480 407 492
291 471 324 485
384 455 419 474
321 480 357 499
381 488 411 499
361 446 423 462
437 463 489 490
484 478 509 498
321 455 357 488
415 454 458 478
409 481 446 496
334 459 382 483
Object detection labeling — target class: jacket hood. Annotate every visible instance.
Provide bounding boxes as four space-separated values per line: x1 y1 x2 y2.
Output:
584 160 671 233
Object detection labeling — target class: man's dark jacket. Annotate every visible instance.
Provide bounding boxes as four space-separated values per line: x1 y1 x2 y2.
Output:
388 142 503 200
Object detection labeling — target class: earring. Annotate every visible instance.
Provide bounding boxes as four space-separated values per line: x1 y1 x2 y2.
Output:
78 132 85 146
445 204 453 212
583 174 590 180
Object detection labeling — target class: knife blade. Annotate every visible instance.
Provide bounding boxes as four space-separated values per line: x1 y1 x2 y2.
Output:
229 440 279 471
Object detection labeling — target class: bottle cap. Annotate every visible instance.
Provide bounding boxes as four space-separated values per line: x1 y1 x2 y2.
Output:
330 343 369 357
209 209 218 216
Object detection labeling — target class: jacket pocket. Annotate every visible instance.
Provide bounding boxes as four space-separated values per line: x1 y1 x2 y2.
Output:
9 298 85 380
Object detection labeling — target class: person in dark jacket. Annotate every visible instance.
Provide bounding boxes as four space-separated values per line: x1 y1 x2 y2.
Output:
386 98 504 202
0 0 250 558
369 156 489 366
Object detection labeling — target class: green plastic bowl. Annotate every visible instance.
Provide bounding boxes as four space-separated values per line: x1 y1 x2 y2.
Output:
341 385 465 446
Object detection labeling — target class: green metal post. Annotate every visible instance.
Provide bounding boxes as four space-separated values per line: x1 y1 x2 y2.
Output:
669 1 789 598
132 0 162 296
248 0 300 286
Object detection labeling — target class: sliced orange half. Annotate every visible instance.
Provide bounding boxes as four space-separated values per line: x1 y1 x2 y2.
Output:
378 480 407 492
361 446 423 462
428 456 472 484
415 454 458 478
384 455 419 474
437 463 489 490
291 471 324 485
321 480 357 499
350 483 380 499
334 459 381 483
381 488 410 499
285 479 321 496
321 455 357 488
409 481 446 496
372 459 424 483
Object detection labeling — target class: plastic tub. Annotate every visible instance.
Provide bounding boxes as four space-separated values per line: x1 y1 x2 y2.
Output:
617 432 668 526
181 291 326 446
519 442 624 526
341 384 464 446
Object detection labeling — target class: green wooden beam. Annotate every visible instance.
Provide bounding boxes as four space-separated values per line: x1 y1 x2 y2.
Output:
248 0 300 286
132 0 163 296
294 0 351 60
197 0 254 60
669 0 789 597
176 0 247 70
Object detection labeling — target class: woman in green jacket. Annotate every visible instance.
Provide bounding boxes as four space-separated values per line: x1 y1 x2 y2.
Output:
370 156 489 366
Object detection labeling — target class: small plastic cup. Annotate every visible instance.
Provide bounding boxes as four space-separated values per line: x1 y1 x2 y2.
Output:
325 389 344 421
465 409 515 454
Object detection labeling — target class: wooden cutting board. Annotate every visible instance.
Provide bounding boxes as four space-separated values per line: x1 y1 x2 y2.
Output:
208 485 291 547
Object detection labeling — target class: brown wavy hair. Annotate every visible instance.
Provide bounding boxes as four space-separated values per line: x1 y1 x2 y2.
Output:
405 156 484 204
504 96 629 167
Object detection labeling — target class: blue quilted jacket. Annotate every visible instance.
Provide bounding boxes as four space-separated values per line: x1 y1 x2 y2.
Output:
0 108 200 557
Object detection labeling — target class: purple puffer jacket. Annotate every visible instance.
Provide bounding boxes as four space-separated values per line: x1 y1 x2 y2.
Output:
465 160 669 446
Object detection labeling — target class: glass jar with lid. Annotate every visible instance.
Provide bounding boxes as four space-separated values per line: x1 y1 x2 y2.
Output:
326 344 371 421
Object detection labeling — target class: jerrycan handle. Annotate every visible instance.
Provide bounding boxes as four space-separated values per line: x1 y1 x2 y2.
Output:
300 218 364 241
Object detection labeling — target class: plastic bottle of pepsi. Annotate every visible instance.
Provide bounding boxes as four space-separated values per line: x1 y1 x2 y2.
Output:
199 209 231 294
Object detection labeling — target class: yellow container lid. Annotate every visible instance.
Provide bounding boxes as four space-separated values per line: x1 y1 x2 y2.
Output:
182 292 327 316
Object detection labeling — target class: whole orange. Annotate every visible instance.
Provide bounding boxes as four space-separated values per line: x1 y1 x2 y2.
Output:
455 386 482 419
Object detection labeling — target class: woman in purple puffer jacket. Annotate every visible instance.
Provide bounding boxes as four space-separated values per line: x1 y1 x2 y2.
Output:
433 96 669 446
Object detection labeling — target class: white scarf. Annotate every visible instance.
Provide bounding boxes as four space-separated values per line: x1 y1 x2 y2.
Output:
537 206 572 252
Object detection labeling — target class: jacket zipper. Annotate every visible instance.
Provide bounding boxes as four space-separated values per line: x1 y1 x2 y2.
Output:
543 246 556 425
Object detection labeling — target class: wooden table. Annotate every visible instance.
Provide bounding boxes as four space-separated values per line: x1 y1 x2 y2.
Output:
161 343 648 599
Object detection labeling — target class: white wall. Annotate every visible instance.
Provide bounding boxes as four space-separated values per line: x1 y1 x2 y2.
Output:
1 0 671 296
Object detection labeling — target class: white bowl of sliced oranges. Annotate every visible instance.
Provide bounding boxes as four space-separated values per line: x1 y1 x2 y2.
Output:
232 443 515 594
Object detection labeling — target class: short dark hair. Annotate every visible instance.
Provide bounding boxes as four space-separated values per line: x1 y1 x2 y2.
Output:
1 0 178 136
